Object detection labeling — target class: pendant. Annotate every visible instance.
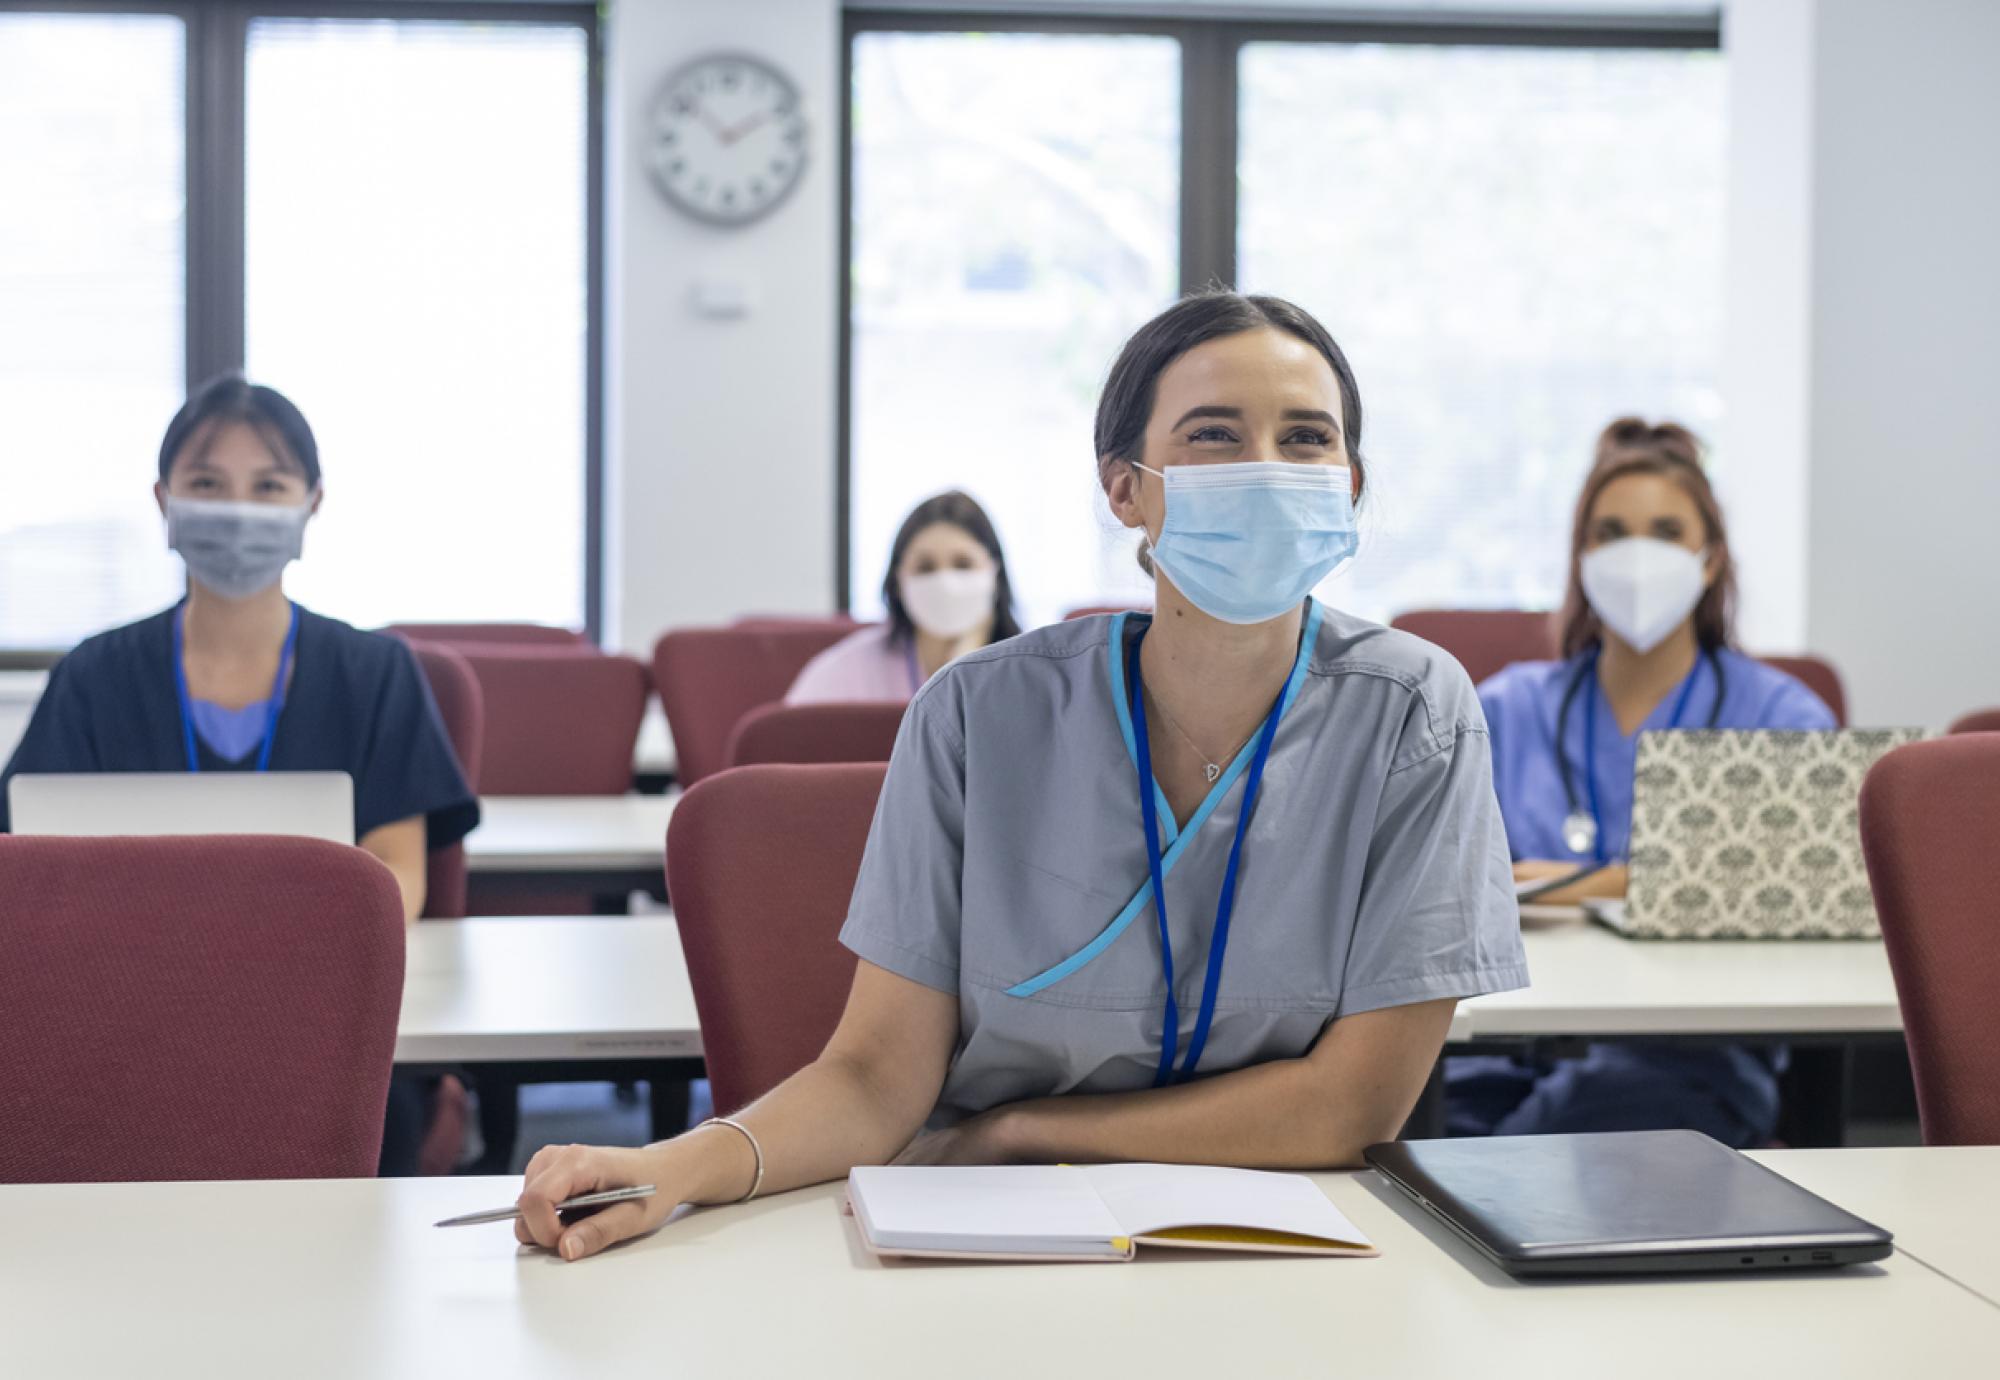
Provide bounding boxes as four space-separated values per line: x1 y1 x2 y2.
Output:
1562 809 1598 857
1204 762 1221 783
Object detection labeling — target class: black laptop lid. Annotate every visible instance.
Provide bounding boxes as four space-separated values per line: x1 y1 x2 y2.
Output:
1366 1131 1891 1269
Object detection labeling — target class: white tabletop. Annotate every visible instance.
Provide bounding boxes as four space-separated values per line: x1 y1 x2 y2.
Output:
1461 916 1903 1038
463 795 677 875
398 918 698 1064
4 1149 1993 1379
1751 1146 2000 1310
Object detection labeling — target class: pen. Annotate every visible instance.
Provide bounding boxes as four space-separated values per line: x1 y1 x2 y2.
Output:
433 1184 658 1228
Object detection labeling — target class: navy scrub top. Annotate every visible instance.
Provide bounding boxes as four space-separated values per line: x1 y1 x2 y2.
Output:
0 603 480 846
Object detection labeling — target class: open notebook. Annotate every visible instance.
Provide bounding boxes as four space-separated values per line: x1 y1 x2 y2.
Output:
847 1164 1377 1263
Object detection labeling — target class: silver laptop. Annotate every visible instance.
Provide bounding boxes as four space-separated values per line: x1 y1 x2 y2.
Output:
8 772 355 846
1588 728 1923 939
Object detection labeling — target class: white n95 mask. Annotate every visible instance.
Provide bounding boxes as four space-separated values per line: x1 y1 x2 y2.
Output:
166 495 312 601
1580 537 1707 654
899 567 997 639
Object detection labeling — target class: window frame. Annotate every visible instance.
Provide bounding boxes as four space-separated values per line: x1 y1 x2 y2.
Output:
0 0 605 659
835 4 1721 611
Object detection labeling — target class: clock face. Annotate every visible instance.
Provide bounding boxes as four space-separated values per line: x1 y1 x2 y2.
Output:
646 53 808 227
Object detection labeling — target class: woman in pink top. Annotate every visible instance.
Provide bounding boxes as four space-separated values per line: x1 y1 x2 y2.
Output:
787 491 1023 704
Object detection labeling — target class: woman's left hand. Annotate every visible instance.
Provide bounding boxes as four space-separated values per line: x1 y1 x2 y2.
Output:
890 1107 1023 1166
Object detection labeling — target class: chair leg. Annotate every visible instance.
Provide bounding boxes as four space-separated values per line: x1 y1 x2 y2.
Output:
650 1078 692 1141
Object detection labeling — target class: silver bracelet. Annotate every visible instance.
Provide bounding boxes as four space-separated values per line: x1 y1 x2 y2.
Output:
697 1116 765 1203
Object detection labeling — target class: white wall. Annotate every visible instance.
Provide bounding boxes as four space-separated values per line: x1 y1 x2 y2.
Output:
1718 0 1814 654
1800 0 2000 728
599 0 2000 729
604 0 842 655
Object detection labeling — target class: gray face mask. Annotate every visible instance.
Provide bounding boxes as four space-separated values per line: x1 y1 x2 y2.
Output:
165 495 313 600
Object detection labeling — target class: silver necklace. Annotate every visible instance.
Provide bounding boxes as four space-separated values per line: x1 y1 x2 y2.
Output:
1145 688 1249 784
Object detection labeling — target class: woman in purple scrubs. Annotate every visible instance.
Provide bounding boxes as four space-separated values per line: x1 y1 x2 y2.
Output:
1448 418 1835 1147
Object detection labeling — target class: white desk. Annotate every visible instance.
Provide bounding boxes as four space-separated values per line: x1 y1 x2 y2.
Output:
398 918 698 1066
1463 917 1902 1039
1751 1146 2000 1310
4 1149 1993 1379
463 794 677 879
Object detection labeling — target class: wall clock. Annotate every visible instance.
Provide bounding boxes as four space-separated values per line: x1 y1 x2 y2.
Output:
646 52 808 227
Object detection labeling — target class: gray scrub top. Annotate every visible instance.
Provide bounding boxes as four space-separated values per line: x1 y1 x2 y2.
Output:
839 599 1528 1126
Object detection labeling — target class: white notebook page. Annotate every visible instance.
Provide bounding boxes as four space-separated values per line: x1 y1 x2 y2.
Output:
1082 1163 1373 1247
848 1165 1125 1254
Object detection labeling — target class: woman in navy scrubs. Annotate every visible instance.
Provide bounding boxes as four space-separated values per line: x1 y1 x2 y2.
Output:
1448 418 1834 1146
0 374 479 1171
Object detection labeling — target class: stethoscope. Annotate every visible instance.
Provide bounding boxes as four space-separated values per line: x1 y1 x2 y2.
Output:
1555 643 1725 862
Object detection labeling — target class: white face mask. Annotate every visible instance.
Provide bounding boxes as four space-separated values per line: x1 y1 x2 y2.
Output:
1580 536 1708 654
899 567 997 640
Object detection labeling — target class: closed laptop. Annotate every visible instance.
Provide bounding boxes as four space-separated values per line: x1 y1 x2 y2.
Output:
1366 1130 1892 1276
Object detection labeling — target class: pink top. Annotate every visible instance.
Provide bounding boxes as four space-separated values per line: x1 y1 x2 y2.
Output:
785 625 920 705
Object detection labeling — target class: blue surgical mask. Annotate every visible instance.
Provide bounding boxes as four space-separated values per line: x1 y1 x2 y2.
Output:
1134 460 1358 625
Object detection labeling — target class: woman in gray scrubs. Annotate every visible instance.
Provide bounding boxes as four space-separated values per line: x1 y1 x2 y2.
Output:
517 291 1528 1262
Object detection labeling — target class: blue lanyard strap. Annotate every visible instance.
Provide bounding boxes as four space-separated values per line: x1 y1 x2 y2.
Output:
1128 628 1287 1087
172 602 301 773
1582 646 1707 864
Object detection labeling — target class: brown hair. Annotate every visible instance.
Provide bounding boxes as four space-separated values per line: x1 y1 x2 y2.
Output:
1557 417 1737 657
1094 289 1366 573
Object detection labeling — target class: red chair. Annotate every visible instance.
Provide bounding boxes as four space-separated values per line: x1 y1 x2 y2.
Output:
403 640 483 921
0 835 405 1182
1949 707 2000 735
1390 610 1558 686
1758 655 1847 727
651 624 858 787
666 764 886 1114
725 701 906 769
449 647 650 797
731 614 863 632
385 622 588 648
1859 735 2000 1145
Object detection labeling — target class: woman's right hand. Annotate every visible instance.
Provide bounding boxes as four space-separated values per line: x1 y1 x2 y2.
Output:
514 1140 691 1262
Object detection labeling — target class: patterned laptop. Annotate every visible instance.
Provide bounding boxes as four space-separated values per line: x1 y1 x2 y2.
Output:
1600 729 1925 939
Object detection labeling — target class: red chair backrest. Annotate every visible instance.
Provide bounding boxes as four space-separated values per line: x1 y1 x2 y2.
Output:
0 835 405 1182
1390 609 1558 686
725 701 906 769
1859 735 2000 1145
731 614 863 632
1949 707 2000 735
1758 655 1847 727
385 622 588 647
451 647 650 796
651 625 858 787
404 640 483 919
666 764 886 1113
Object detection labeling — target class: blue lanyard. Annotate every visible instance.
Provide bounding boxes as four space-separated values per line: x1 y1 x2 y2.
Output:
903 639 922 695
1580 647 1704 864
1128 629 1286 1087
172 602 300 773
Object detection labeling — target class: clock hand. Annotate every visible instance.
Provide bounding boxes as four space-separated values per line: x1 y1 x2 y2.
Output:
720 112 770 146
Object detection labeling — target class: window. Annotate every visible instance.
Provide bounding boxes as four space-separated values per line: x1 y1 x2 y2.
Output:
0 13 187 648
246 18 591 629
0 4 598 652
1238 41 1724 623
846 30 1179 626
844 16 1723 627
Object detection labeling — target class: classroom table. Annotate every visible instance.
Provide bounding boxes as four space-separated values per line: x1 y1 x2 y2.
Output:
1454 915 1907 1146
399 917 700 1143
4 1148 1993 1379
462 794 677 901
